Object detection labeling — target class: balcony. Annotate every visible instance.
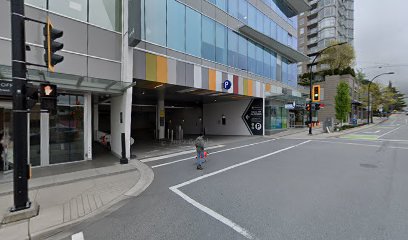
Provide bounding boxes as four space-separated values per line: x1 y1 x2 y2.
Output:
273 0 311 18
307 7 319 17
308 27 318 37
307 17 318 27
307 37 318 46
309 0 318 7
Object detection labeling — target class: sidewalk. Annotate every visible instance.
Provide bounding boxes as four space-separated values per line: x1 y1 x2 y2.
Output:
132 135 263 160
281 117 387 140
0 159 154 240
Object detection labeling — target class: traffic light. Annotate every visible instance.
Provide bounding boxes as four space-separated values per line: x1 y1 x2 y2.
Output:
315 103 321 111
312 85 321 102
40 83 57 112
306 103 311 111
43 17 64 72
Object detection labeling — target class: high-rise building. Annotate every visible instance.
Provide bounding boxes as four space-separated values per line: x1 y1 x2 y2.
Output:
297 0 354 74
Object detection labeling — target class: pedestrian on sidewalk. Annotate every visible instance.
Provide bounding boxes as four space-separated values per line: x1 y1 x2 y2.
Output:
195 136 205 170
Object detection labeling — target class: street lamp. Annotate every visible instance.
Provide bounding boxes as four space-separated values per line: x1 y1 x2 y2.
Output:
307 42 347 135
367 72 395 124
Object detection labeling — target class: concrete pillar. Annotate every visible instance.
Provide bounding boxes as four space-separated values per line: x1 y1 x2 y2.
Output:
109 0 133 159
110 88 133 159
93 102 99 142
40 112 49 166
157 90 165 139
84 93 92 160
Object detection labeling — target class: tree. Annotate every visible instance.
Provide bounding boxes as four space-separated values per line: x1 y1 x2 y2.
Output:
382 82 407 112
320 40 355 71
335 81 352 125
358 82 382 111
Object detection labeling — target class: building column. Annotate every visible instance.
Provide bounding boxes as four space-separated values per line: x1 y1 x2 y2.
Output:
84 93 92 160
93 102 99 142
157 90 165 139
40 112 49 166
109 0 133 159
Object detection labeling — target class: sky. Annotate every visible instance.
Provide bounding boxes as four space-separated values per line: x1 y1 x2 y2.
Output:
355 0 408 96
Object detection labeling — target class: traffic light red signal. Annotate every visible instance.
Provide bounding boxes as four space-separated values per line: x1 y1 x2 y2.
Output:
306 104 311 111
40 83 57 112
43 17 64 72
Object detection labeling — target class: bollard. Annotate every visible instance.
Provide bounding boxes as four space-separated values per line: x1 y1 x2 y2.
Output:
171 130 174 142
167 129 170 139
120 133 128 164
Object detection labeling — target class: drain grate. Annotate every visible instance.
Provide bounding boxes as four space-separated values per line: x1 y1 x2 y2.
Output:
360 163 378 168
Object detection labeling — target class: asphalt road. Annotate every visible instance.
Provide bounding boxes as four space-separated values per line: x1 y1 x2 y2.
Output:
60 114 408 240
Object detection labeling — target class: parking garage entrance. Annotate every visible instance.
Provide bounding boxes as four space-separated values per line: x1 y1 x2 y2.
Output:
129 80 257 158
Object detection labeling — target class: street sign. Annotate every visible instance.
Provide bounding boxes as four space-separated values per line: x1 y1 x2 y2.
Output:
223 80 232 90
0 80 13 96
242 98 263 135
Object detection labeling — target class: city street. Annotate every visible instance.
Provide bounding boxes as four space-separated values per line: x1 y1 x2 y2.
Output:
57 114 408 240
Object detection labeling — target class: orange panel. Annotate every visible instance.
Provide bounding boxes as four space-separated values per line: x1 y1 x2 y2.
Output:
247 79 253 96
265 83 271 92
156 56 168 83
208 69 216 91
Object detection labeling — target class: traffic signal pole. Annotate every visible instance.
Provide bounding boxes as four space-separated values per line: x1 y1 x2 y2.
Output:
10 0 30 211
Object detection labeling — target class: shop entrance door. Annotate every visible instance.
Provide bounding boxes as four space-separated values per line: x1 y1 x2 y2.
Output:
289 112 295 128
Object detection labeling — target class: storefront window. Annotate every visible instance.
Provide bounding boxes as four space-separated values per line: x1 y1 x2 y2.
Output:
49 0 88 22
265 105 288 129
49 95 84 164
0 108 13 172
89 0 122 31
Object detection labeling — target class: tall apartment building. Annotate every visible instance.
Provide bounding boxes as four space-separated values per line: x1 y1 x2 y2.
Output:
297 0 354 74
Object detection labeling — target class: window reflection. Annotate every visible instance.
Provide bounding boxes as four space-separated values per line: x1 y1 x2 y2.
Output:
89 0 122 31
49 0 88 22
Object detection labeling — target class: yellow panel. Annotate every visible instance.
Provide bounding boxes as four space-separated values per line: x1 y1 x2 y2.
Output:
247 79 253 96
157 56 168 83
146 53 157 81
243 79 248 96
209 69 216 91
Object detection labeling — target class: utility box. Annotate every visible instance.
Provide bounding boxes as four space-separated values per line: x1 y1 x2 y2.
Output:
323 118 334 133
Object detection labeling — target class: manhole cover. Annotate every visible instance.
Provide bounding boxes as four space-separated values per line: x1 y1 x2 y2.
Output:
360 163 378 168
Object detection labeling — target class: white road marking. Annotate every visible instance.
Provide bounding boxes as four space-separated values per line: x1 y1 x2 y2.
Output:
152 139 276 168
71 232 84 240
141 145 225 163
378 126 402 138
169 140 310 239
170 188 255 239
313 140 408 150
363 130 381 134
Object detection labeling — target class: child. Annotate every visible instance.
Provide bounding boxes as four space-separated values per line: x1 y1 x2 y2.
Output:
194 136 205 170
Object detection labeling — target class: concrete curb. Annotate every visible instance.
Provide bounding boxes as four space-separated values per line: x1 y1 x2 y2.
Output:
328 118 388 138
28 160 154 240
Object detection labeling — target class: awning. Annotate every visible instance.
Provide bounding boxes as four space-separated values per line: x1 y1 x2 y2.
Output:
266 93 307 103
0 65 134 95
274 0 311 18
239 26 309 63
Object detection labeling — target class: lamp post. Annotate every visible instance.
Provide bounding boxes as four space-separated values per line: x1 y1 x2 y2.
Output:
367 72 394 124
308 42 347 135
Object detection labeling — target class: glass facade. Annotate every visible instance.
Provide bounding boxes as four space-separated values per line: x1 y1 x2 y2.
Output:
26 0 122 32
186 8 202 57
140 0 298 86
49 95 84 164
167 0 186 52
202 16 216 62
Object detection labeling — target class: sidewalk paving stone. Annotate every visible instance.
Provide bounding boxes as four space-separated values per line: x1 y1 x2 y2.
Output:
0 159 154 240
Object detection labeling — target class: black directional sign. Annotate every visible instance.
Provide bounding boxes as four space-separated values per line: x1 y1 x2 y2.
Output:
242 98 263 135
